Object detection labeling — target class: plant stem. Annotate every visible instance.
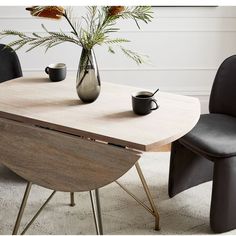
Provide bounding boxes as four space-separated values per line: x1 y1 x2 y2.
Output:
133 17 140 29
63 11 78 37
78 50 94 87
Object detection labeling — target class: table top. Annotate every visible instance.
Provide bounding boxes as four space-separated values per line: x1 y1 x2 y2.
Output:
0 76 200 151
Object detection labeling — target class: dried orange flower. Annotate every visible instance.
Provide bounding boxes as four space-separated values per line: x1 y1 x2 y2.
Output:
26 6 65 19
108 6 125 16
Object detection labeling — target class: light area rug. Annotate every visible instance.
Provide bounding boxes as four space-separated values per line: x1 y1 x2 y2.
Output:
0 152 235 235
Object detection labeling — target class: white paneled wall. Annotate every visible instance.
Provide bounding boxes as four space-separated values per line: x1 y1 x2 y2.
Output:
1 6 236 113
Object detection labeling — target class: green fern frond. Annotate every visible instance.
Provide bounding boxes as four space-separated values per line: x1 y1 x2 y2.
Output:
0 30 27 38
32 32 41 38
108 46 115 54
120 46 149 65
104 38 130 44
121 6 153 23
121 6 153 29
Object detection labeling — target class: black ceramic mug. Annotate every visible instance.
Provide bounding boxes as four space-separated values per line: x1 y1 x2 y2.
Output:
132 91 159 115
45 63 67 82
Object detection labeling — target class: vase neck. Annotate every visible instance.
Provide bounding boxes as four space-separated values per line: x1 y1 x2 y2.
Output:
79 47 97 70
82 48 93 54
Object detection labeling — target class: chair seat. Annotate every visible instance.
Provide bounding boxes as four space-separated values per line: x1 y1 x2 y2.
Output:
180 113 236 159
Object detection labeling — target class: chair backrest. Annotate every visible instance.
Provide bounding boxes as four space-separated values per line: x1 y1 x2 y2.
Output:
209 55 236 117
0 44 22 83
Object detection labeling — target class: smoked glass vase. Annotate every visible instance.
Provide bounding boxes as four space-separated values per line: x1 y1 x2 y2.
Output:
76 48 101 103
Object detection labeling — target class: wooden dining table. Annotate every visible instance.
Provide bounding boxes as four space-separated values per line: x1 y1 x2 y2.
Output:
0 76 200 234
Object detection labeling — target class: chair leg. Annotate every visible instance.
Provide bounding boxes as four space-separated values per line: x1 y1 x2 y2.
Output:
70 192 75 207
89 189 103 235
210 156 236 233
168 141 213 197
12 182 32 235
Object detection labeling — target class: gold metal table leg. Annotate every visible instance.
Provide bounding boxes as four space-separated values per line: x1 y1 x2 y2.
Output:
135 162 160 230
89 189 103 235
89 191 99 235
13 182 32 235
70 192 75 207
116 161 160 231
95 189 103 235
12 181 56 235
21 190 56 235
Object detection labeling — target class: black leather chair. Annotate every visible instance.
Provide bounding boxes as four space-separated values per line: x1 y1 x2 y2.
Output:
0 44 22 82
168 55 236 233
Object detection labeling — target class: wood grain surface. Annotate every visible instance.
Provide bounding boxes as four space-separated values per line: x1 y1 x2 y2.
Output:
0 118 140 192
0 76 200 151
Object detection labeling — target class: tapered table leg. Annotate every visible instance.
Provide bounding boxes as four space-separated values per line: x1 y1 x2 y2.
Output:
89 189 103 235
70 192 75 207
116 161 160 231
13 182 32 235
135 162 160 230
95 189 103 235
90 191 99 235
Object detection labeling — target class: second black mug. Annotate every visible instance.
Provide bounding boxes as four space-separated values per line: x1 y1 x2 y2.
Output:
132 91 159 115
45 63 67 82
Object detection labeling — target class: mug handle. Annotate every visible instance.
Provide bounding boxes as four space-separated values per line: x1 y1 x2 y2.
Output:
151 99 159 110
45 67 49 74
